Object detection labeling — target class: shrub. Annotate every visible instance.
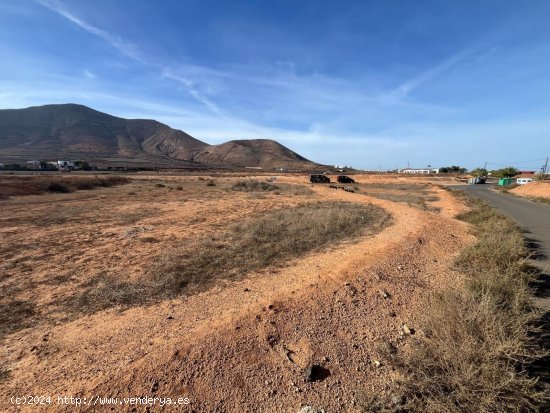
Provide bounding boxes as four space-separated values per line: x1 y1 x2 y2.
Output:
362 195 545 412
231 180 279 192
46 181 71 193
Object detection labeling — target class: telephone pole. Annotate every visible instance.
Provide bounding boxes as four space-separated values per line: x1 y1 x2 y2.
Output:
543 157 549 180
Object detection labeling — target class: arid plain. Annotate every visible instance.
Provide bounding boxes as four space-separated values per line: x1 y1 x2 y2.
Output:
0 173 480 412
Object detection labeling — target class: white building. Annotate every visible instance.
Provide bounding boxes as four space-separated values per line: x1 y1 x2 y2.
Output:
57 160 75 168
57 160 75 171
26 160 42 169
399 168 439 174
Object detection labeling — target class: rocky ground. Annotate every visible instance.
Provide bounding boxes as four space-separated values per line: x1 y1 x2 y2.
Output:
0 174 472 412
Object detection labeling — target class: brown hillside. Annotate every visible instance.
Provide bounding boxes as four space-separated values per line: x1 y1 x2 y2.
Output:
0 105 318 169
194 139 315 169
0 104 207 165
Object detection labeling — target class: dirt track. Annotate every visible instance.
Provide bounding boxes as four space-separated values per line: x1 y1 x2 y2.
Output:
0 177 472 412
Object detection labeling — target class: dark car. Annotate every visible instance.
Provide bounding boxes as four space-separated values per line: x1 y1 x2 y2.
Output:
337 175 355 183
310 174 330 183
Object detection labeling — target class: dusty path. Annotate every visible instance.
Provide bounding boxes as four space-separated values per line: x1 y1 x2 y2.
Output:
1 184 472 412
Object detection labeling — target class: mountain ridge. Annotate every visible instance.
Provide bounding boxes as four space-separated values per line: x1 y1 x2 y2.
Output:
0 104 317 169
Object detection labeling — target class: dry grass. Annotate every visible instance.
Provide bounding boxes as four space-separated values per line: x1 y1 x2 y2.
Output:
495 183 520 193
231 179 279 192
529 196 550 205
149 201 391 297
63 201 392 315
231 179 312 196
0 175 130 198
360 196 545 412
64 274 152 315
0 300 36 339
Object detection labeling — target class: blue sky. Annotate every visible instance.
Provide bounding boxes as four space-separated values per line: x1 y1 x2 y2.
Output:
1 0 549 170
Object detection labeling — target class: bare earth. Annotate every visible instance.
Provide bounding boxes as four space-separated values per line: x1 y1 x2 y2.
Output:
0 174 472 412
511 181 550 200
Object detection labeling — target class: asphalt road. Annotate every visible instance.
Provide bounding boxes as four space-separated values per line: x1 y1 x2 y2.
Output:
455 184 550 304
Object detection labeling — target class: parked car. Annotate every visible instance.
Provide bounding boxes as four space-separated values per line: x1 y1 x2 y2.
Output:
337 175 355 183
516 178 535 185
310 174 330 183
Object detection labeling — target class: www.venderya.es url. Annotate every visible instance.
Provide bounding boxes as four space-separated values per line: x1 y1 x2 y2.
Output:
10 395 190 407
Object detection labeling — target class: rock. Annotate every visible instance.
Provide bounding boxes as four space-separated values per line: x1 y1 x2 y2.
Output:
402 324 415 335
297 407 325 413
372 360 381 368
378 289 390 299
388 310 397 317
243 288 250 292
166 315 174 320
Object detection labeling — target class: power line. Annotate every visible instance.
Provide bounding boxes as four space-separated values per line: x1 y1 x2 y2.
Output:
485 158 547 166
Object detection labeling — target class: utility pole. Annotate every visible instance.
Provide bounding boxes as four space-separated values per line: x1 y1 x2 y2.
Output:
543 157 549 180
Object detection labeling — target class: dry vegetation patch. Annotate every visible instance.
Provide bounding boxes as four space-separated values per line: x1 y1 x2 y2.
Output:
149 201 392 296
230 179 313 196
0 175 130 198
231 179 279 192
63 201 392 315
357 183 440 211
360 194 544 412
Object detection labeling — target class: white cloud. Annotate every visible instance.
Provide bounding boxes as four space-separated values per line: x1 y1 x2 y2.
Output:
391 44 481 98
35 0 143 62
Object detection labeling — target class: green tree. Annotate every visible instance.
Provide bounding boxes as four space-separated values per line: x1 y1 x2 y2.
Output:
470 168 488 177
490 167 519 177
440 165 467 174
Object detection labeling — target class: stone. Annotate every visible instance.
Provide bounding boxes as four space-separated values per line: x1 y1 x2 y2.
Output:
378 289 390 299
402 324 415 335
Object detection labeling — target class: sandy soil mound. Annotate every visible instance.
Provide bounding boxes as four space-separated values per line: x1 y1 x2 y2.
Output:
511 181 550 199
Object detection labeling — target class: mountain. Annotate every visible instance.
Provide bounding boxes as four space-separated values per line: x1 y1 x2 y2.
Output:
0 104 207 167
0 104 317 169
194 139 313 169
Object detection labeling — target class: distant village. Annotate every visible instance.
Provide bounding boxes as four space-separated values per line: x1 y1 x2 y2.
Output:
0 160 93 172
